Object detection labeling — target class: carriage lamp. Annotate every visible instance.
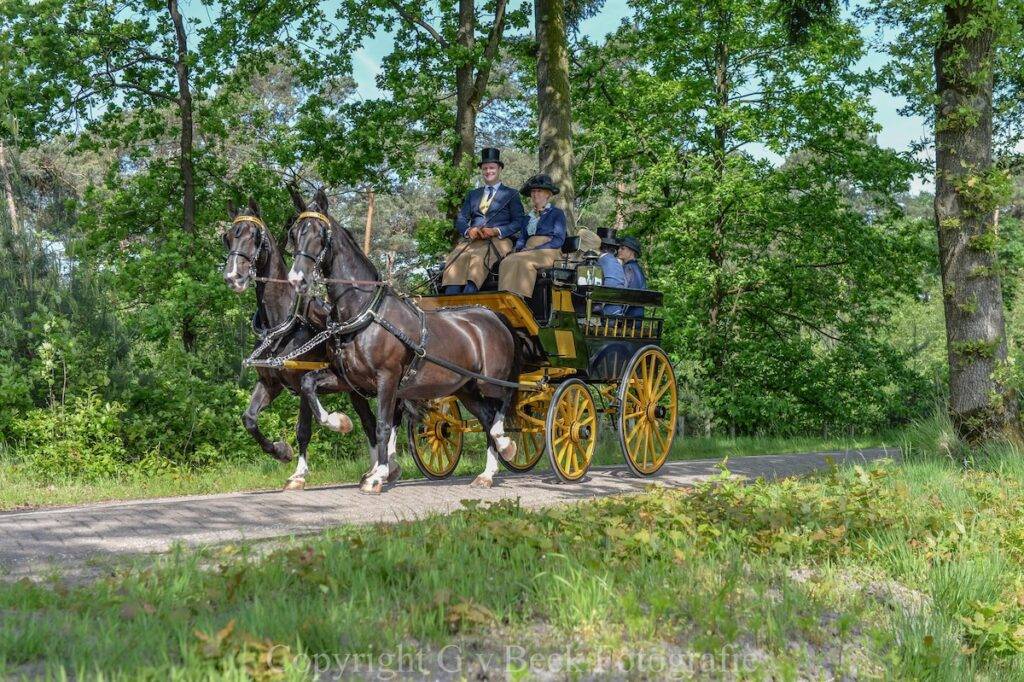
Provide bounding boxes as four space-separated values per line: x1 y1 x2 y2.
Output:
576 264 602 286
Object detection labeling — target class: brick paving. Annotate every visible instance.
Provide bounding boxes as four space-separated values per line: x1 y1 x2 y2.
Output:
0 448 895 577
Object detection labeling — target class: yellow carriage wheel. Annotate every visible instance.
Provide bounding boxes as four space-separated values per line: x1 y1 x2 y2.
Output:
545 379 598 482
617 346 677 476
501 393 548 473
407 397 464 479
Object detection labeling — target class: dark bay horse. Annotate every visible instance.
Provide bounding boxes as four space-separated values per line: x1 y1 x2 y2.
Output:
222 197 360 489
286 189 521 493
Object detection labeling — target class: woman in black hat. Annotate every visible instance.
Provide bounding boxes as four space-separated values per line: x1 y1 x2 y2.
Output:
497 173 566 299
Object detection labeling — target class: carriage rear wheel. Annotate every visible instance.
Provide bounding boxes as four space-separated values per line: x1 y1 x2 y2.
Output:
500 393 548 472
408 397 464 479
617 345 677 476
545 379 598 482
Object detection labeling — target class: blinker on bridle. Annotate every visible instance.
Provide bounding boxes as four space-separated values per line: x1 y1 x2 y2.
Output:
292 211 333 268
226 213 269 268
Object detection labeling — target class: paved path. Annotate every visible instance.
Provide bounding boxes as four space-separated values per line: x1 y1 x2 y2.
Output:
0 448 894 577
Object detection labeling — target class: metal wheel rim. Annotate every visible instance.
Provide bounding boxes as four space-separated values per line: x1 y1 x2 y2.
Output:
545 380 597 482
617 346 677 476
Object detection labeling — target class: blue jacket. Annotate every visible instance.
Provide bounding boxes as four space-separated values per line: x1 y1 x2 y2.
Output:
598 252 625 316
622 260 647 318
515 205 566 252
455 184 526 239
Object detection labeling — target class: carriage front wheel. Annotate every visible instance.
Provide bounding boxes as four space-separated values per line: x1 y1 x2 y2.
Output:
545 379 598 482
617 345 678 476
408 397 464 479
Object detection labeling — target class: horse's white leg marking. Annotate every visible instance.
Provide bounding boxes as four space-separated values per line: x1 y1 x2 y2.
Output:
289 454 309 481
386 427 398 462
384 427 402 482
471 446 500 488
490 412 516 461
360 462 390 494
311 395 351 433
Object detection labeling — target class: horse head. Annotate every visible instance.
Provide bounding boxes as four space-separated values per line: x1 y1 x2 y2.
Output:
286 186 333 294
223 196 268 293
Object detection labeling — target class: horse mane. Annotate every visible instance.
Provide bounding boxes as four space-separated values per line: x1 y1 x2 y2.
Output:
326 212 380 281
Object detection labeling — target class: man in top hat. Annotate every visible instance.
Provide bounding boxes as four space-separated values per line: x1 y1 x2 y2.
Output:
497 173 566 299
441 148 527 294
617 235 647 318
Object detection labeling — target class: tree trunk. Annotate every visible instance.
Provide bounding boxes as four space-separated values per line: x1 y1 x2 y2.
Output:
934 0 1020 443
168 0 195 235
535 0 575 233
0 140 19 234
446 0 478 235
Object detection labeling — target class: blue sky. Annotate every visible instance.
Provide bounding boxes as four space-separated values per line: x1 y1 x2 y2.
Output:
346 0 932 191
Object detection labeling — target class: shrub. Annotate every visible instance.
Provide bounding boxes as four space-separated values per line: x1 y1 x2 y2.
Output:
10 392 129 481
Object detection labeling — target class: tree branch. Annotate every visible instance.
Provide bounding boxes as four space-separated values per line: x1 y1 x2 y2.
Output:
469 0 508 106
387 1 449 49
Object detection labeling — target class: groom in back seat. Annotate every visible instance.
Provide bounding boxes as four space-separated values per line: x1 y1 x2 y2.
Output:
441 147 526 294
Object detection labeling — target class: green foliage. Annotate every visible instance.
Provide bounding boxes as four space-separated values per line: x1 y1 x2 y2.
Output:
11 392 128 481
572 0 932 432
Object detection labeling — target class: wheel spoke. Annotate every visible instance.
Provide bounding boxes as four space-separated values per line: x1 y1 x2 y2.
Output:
626 420 645 447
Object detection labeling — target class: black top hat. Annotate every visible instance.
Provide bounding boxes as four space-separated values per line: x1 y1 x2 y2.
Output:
519 173 560 196
478 147 504 168
618 235 642 257
596 227 619 248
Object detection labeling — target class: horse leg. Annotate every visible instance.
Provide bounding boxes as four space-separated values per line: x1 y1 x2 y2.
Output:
360 375 400 494
457 389 501 488
299 369 353 434
284 397 314 491
349 394 380 484
385 404 403 483
489 388 517 463
243 380 292 462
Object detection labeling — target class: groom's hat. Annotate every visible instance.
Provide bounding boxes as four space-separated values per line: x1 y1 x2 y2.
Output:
478 147 504 168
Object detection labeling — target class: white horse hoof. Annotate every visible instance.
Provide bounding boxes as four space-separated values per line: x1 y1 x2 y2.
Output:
327 412 353 434
498 440 517 463
360 480 383 495
283 477 306 491
470 475 493 489
386 463 402 483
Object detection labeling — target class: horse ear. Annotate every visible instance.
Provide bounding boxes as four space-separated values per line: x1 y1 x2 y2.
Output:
285 223 296 255
247 196 260 215
313 187 329 210
288 184 306 212
226 198 237 216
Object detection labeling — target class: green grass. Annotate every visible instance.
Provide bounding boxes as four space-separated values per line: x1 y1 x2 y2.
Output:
0 423 883 511
0 415 1020 679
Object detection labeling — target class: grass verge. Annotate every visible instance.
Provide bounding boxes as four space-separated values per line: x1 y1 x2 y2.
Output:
0 416 1019 679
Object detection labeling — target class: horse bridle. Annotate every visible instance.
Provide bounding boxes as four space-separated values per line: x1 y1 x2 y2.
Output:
226 214 269 273
291 210 333 272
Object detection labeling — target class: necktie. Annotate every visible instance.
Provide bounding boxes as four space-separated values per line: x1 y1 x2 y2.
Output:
479 186 495 214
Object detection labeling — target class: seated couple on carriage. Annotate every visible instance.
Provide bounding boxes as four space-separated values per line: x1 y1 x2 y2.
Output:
440 147 646 308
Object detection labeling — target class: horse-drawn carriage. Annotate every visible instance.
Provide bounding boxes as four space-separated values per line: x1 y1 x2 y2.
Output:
408 235 678 482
